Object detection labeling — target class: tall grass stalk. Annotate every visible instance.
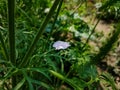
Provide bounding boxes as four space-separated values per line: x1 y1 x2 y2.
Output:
8 0 16 64
19 0 61 67
82 19 100 50
48 0 63 37
8 0 16 88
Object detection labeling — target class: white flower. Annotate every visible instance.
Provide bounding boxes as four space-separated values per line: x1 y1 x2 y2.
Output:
53 41 70 50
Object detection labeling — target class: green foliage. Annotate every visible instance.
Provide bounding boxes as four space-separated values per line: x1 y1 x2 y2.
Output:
0 0 62 89
98 0 120 21
50 70 83 90
100 72 117 90
0 0 120 90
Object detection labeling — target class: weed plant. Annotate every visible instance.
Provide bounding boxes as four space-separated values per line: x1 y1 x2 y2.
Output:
0 0 119 90
97 0 120 21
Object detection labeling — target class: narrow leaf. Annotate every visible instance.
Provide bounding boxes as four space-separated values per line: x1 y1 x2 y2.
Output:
0 31 9 60
13 78 26 90
22 70 34 90
28 68 51 81
49 70 82 90
100 73 117 90
28 77 50 89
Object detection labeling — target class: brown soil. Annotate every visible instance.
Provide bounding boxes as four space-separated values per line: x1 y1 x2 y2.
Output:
83 16 120 89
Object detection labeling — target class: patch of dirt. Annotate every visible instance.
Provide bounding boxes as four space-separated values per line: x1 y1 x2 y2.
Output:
83 16 120 89
83 16 113 34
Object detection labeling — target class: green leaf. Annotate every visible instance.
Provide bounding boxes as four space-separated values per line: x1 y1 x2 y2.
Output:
100 73 117 90
3 68 16 79
0 31 9 60
49 70 83 90
27 77 50 89
27 68 51 81
16 5 32 22
22 70 34 90
22 70 51 90
45 57 57 71
13 78 26 90
0 59 9 64
27 78 34 90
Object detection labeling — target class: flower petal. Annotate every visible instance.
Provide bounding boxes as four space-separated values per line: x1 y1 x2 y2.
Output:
53 41 70 50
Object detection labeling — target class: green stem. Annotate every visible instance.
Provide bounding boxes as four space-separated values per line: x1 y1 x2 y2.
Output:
46 0 63 48
8 0 16 88
19 0 61 67
49 0 63 35
8 0 16 65
82 19 100 50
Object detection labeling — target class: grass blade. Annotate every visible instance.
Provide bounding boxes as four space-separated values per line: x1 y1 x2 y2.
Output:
100 73 117 90
27 77 51 89
49 70 83 90
27 68 51 81
22 70 34 90
49 0 63 35
13 78 26 90
0 30 9 60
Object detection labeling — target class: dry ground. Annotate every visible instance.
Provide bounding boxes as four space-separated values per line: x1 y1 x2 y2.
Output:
83 16 120 89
